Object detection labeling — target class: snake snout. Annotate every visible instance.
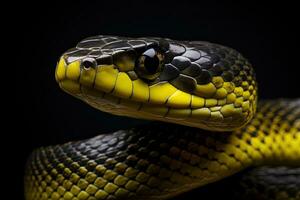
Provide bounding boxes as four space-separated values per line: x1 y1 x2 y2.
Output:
55 55 104 96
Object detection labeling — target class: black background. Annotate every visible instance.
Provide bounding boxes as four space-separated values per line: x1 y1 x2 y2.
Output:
16 1 299 199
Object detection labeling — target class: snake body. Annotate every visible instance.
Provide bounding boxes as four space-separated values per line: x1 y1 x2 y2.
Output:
24 36 300 200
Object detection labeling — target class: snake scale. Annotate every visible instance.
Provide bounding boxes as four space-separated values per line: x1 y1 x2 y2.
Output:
24 36 300 200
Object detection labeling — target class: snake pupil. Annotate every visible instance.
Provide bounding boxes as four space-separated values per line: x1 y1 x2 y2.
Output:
144 55 159 73
135 48 164 81
142 48 160 74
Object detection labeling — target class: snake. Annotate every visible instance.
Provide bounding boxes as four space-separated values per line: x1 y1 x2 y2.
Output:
24 36 300 200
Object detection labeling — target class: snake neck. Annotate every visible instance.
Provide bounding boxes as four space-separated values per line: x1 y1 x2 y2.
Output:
24 99 300 200
237 99 300 166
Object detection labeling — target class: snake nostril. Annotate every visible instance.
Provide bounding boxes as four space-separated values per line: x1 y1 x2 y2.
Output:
82 58 97 70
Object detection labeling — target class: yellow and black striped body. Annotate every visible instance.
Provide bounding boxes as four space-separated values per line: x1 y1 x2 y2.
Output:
25 100 300 200
25 36 300 200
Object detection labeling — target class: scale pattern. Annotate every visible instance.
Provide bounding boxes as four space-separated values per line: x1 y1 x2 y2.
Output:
24 99 300 200
55 36 257 131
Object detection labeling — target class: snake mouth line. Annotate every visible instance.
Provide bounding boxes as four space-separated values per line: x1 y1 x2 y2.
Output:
57 80 249 131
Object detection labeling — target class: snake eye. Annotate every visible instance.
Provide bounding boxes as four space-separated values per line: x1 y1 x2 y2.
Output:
82 58 97 70
135 48 164 81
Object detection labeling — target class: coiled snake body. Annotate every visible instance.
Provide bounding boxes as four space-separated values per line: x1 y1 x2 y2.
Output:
25 36 300 200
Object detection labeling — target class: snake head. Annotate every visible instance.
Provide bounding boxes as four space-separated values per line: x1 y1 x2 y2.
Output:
55 35 257 131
